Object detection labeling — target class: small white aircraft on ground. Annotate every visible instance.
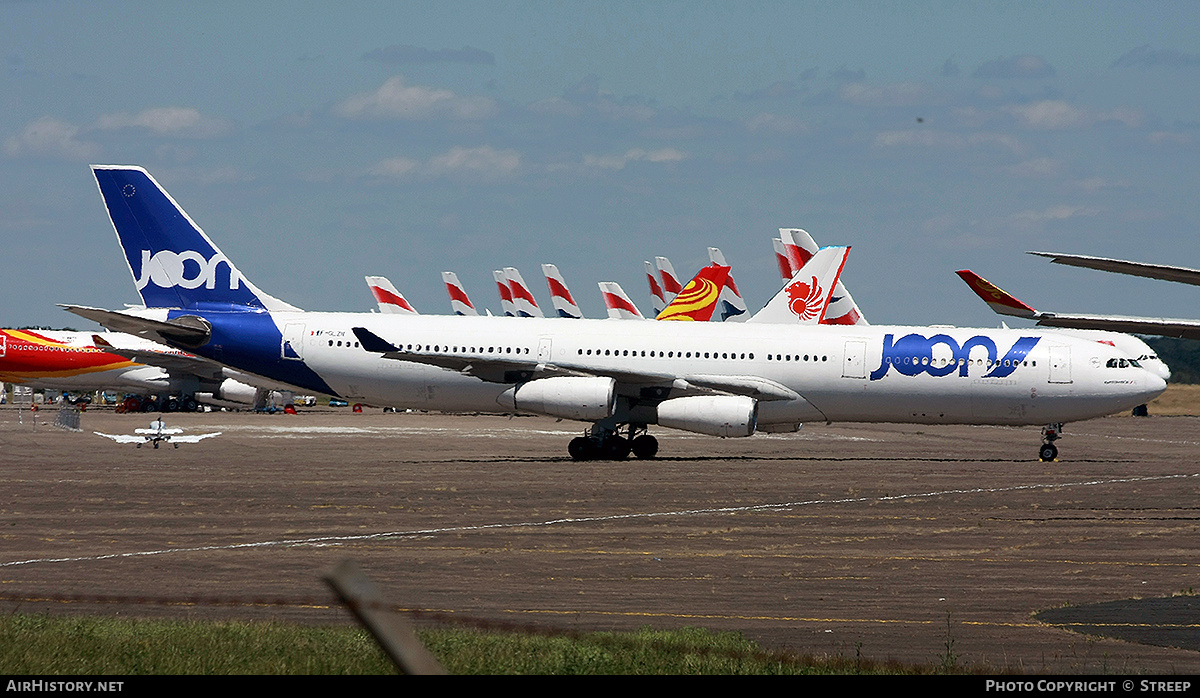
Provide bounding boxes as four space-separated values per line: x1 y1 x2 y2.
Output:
95 419 222 448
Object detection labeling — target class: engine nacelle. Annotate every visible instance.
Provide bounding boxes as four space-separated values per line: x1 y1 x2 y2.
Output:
194 378 259 407
497 377 616 421
656 395 757 438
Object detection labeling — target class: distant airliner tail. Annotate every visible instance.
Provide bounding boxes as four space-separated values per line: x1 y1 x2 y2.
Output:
91 165 298 312
748 246 849 324
365 276 418 315
655 265 731 322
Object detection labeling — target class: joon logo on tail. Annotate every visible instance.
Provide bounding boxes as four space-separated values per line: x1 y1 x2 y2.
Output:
869 333 1040 381
134 250 243 291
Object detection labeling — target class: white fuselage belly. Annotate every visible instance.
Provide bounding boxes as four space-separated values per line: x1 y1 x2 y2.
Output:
273 313 1163 427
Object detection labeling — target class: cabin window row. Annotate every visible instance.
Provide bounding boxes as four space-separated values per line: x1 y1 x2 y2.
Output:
576 348 756 360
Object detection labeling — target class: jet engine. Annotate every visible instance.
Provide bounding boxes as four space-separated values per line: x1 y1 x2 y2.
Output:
656 395 757 437
497 376 616 421
193 378 258 407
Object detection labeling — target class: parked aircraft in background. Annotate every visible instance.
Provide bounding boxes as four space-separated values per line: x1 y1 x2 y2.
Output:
503 267 544 318
441 272 480 316
644 261 667 315
69 166 1166 463
541 264 584 319
956 269 1171 382
599 282 645 319
492 270 517 316
777 229 867 326
365 276 418 315
0 328 263 411
1000 251 1200 341
94 418 221 448
706 248 748 322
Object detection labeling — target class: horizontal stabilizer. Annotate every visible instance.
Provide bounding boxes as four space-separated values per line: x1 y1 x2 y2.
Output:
61 305 212 347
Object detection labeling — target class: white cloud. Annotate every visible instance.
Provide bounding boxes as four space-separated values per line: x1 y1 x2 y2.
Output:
840 82 933 107
370 146 520 182
1004 100 1143 130
746 113 808 135
428 145 520 178
3 116 99 160
582 148 685 170
873 129 1023 154
1009 205 1100 227
336 76 496 121
96 107 234 138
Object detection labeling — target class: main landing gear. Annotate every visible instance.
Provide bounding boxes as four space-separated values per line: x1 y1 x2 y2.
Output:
1039 423 1063 462
568 424 658 461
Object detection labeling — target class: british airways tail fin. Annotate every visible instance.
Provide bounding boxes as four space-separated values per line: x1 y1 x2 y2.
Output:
748 246 849 324
598 281 645 319
541 263 583 318
91 165 298 312
441 271 479 316
365 276 419 315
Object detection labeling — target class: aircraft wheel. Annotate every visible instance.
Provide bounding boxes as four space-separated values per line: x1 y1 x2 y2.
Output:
136 443 142 449
602 435 631 460
568 436 591 461
1039 443 1058 462
153 441 159 449
183 398 199 412
631 434 659 459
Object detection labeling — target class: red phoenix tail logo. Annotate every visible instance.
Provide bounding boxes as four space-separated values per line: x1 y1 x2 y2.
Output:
786 276 823 320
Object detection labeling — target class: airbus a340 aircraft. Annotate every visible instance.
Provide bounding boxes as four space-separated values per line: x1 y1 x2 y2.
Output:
67 166 1166 462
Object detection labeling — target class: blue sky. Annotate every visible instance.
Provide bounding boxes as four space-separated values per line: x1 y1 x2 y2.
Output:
4 1 1199 327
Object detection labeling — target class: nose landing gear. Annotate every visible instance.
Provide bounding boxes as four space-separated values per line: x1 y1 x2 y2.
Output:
1039 423 1063 462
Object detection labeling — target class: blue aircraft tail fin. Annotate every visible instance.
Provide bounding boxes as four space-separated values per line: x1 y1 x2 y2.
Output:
91 165 299 312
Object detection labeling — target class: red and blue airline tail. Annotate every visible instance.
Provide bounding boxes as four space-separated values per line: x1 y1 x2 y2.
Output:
441 271 479 316
655 256 683 299
91 165 296 312
493 270 517 316
655 265 732 322
365 276 419 315
541 264 583 319
503 267 544 318
598 282 645 319
644 261 666 316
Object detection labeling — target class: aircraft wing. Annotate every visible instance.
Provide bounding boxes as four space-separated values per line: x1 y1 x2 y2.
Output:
1020 313 1200 340
352 327 797 400
90 334 226 380
956 269 1200 339
1027 251 1200 287
94 432 147 444
169 432 222 443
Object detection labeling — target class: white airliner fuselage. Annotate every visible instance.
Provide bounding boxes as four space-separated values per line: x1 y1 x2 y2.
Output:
121 306 1162 429
73 165 1168 462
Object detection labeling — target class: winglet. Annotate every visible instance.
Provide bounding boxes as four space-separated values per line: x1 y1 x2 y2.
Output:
955 270 1038 318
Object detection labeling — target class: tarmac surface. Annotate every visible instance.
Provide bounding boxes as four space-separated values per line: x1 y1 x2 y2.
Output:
2 404 1199 673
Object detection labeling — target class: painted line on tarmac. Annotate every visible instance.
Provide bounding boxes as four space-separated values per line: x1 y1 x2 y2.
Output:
3 472 1197 569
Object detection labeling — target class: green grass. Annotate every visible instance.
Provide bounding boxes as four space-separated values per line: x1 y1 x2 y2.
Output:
0 614 964 674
